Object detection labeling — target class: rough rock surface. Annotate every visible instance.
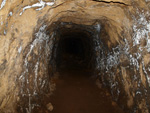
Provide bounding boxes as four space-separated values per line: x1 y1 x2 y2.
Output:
0 0 150 113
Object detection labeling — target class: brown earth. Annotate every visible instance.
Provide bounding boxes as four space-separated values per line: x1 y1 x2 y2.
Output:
50 69 125 113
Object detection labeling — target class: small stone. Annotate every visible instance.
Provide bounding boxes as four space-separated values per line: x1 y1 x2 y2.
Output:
112 101 117 106
47 103 53 111
105 91 110 96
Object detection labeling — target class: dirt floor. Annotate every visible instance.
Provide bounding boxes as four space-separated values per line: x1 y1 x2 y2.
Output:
49 68 125 113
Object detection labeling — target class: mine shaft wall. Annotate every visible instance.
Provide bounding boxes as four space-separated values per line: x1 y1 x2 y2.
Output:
0 0 150 113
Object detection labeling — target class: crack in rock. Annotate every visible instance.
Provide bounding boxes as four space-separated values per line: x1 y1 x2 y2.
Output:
92 0 130 6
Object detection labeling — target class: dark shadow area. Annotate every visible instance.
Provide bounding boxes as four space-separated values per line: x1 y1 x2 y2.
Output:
55 28 94 71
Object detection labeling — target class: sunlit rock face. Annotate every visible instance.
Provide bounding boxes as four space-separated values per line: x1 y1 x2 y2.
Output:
0 0 150 113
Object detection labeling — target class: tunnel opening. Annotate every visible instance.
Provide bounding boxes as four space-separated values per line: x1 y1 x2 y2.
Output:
47 23 125 113
50 22 98 74
56 31 93 71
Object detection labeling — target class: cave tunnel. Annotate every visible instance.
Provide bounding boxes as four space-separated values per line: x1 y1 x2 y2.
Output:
46 22 125 113
55 27 94 71
1 0 150 113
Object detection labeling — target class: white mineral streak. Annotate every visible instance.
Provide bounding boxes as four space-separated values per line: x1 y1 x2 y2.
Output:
133 11 150 52
20 0 55 15
19 25 50 113
123 38 130 54
136 91 142 95
9 12 13 16
0 0 6 10
94 24 101 71
132 10 150 86
111 82 116 88
129 55 139 70
95 37 101 70
19 25 48 82
18 46 22 53
148 67 150 71
146 39 150 52
4 29 6 35
48 32 55 60
142 60 150 86
34 61 39 89
117 89 120 95
41 79 46 89
106 46 120 70
135 53 141 59
95 24 101 33
133 75 138 81
145 0 150 2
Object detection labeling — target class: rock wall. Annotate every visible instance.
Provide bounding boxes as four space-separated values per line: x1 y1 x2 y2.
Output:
0 0 150 113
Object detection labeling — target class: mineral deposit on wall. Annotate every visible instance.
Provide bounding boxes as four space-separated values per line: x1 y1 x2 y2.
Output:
0 0 150 113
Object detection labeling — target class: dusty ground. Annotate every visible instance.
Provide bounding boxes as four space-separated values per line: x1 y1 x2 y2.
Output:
50 69 125 113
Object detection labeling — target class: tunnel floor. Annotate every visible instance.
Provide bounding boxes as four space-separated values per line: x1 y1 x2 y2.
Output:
50 69 125 113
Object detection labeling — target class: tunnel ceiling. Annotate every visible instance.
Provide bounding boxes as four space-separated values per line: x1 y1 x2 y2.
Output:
1 0 150 113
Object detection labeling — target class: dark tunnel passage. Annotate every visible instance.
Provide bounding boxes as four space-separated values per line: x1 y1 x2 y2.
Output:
50 23 98 73
56 31 93 71
14 21 126 113
14 20 131 113
48 23 125 113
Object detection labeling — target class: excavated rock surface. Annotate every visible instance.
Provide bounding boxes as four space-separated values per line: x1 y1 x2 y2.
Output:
0 0 150 113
